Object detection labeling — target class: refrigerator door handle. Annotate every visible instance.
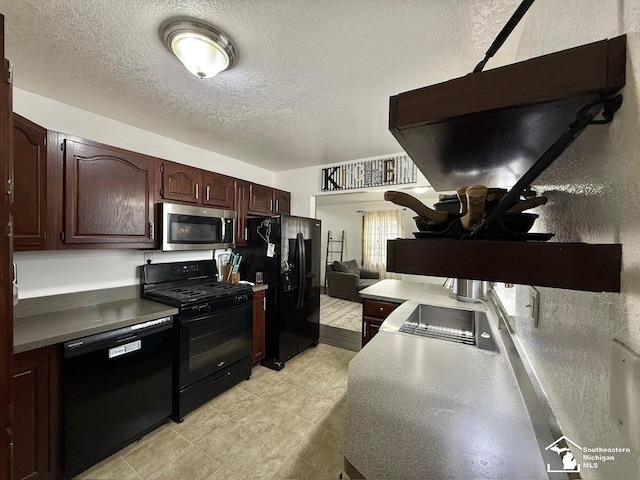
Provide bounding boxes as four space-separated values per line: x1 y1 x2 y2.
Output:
296 232 305 309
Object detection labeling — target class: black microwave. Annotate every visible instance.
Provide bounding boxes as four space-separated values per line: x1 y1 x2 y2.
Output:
161 202 235 251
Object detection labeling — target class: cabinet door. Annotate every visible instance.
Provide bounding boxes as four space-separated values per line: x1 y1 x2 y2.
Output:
13 346 59 480
63 139 155 246
272 190 290 215
235 180 249 246
13 114 47 250
202 172 234 209
252 291 266 364
161 162 201 204
248 184 273 214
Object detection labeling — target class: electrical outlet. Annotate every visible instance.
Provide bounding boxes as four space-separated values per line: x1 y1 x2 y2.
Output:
144 252 153 264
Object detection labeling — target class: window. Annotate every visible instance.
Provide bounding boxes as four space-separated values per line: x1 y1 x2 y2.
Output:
362 209 404 278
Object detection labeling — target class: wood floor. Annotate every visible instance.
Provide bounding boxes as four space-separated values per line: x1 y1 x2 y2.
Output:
319 325 361 352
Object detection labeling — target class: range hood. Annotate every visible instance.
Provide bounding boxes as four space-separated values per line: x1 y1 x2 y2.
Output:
389 35 626 191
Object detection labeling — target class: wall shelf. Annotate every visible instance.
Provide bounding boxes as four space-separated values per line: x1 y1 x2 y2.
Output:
387 239 621 293
389 35 626 190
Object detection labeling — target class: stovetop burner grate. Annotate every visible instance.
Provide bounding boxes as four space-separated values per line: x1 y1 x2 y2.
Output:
144 282 252 306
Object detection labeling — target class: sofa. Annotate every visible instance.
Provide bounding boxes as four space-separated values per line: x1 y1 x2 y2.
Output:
326 259 380 303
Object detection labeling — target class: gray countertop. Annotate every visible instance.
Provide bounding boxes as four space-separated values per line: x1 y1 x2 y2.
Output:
345 280 547 479
14 297 177 354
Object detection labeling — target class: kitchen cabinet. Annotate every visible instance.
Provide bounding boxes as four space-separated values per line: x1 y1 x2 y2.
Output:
12 346 60 480
12 114 48 251
361 298 399 347
387 239 622 293
202 171 234 209
248 184 273 215
272 189 291 215
63 138 155 247
252 290 266 364
160 161 201 205
234 180 249 246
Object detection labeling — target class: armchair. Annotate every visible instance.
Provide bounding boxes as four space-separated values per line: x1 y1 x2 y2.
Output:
326 260 380 303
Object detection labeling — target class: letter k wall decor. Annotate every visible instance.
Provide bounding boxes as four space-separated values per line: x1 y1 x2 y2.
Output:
320 155 417 191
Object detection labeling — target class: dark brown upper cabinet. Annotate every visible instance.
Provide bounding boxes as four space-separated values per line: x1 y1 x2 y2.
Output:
12 114 47 251
202 171 234 209
248 184 273 215
160 161 201 204
63 138 155 246
273 189 291 215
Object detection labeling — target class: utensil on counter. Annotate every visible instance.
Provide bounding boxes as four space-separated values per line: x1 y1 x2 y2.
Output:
436 187 519 213
384 191 449 226
460 185 488 230
456 187 468 214
506 196 548 213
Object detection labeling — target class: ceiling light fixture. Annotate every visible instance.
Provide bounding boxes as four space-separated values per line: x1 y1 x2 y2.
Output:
163 20 237 79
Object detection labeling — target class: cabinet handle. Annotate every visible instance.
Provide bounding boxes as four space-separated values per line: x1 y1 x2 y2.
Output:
276 200 279 211
149 222 155 240
195 184 199 200
13 370 32 379
270 198 273 210
379 307 384 312
263 297 266 311
244 227 248 240
206 185 210 201
363 322 368 337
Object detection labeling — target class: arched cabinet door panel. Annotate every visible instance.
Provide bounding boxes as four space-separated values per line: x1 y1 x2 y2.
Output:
13 114 47 250
160 161 201 204
63 138 155 246
202 171 234 209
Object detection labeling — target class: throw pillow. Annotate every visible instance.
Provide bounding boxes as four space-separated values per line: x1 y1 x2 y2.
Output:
333 259 360 276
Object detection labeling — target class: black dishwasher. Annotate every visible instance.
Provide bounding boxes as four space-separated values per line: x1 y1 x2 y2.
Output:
62 316 173 479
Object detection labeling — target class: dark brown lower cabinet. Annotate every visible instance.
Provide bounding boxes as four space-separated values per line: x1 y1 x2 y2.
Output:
362 318 381 347
362 298 400 347
252 290 266 364
12 346 60 480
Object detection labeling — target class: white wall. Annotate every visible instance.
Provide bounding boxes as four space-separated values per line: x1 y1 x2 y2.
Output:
504 1 640 478
13 89 274 298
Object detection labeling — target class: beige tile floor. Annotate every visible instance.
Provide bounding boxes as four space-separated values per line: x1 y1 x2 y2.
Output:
76 343 356 480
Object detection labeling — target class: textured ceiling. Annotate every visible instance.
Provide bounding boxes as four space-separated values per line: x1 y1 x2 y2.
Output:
0 0 520 171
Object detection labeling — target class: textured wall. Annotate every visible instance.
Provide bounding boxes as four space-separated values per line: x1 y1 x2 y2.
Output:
509 1 640 478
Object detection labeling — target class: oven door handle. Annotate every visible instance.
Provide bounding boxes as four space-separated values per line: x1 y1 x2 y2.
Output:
179 302 252 324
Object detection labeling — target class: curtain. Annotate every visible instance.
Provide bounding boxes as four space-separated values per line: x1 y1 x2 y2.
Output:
362 209 404 279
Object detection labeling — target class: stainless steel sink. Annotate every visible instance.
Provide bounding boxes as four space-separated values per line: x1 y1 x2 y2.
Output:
398 304 497 352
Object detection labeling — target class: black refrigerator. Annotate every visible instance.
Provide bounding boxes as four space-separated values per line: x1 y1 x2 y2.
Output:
236 215 321 370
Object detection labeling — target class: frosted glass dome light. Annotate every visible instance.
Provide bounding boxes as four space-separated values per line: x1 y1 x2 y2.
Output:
164 21 237 79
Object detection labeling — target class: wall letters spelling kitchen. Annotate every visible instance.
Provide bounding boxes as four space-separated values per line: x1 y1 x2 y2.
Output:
321 155 417 191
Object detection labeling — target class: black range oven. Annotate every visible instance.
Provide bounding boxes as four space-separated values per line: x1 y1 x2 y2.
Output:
141 260 253 421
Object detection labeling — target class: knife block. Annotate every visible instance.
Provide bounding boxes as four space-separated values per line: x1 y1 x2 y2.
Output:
222 264 240 283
